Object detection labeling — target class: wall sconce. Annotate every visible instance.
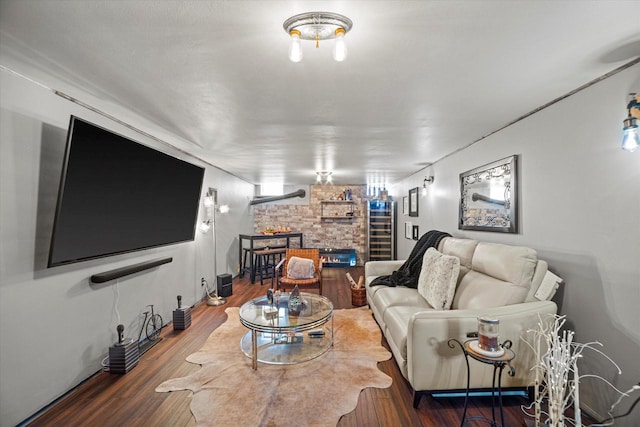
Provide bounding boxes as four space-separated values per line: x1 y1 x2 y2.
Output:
316 171 333 184
622 93 640 152
283 12 353 62
421 176 434 196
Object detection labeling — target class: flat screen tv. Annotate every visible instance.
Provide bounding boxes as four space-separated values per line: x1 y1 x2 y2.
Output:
48 116 205 267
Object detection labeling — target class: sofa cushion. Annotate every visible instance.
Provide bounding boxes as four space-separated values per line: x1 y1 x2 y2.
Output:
372 287 433 313
417 248 460 310
451 271 528 309
472 242 537 288
439 237 477 270
286 256 315 279
439 237 478 283
451 242 537 309
365 276 385 301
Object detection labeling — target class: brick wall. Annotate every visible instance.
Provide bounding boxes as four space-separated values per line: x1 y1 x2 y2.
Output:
253 185 367 265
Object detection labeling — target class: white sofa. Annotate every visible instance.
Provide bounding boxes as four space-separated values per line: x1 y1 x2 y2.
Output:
365 237 560 407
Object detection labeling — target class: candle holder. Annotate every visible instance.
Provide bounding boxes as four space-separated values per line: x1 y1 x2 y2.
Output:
478 316 500 352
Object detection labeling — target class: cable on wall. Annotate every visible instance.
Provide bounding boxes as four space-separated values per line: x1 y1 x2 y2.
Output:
426 56 640 169
113 279 121 325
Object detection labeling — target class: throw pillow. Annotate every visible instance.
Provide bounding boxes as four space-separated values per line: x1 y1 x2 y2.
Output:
287 256 316 279
417 247 460 310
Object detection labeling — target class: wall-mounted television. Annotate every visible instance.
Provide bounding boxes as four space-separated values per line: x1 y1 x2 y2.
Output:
47 116 205 267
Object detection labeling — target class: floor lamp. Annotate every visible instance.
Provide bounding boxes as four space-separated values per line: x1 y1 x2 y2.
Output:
201 188 226 306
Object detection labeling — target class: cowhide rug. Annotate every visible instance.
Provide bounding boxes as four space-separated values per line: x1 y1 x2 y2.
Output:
156 306 392 427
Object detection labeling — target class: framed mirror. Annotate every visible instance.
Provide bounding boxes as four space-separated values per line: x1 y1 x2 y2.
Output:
458 155 518 233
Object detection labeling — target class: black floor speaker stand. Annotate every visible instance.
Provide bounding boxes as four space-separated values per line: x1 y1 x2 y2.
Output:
173 307 192 330
109 339 139 374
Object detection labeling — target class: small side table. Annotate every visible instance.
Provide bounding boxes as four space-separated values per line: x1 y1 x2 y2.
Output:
448 338 516 427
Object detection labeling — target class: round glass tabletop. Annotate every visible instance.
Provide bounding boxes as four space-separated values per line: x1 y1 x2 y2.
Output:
239 292 333 333
239 292 334 366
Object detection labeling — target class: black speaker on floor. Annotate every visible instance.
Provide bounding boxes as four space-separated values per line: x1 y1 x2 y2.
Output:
217 274 232 297
173 307 192 330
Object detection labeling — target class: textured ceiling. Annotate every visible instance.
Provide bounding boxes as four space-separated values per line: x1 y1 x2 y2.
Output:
1 1 639 186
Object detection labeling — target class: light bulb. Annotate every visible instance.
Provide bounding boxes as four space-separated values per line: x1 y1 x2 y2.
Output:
422 185 427 196
218 204 230 214
289 30 302 63
333 28 347 62
622 124 639 152
203 195 214 208
199 221 211 233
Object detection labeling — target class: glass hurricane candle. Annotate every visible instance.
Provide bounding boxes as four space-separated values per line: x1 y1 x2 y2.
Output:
478 316 500 352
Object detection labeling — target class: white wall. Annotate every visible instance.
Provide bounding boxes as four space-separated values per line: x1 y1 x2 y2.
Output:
391 63 640 425
0 69 254 426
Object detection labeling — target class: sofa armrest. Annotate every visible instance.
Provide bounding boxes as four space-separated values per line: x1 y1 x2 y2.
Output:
365 260 406 279
406 300 557 392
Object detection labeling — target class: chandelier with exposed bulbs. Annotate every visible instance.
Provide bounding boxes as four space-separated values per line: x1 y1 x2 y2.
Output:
283 12 353 62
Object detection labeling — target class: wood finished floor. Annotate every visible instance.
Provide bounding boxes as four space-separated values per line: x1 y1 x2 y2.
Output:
29 268 538 427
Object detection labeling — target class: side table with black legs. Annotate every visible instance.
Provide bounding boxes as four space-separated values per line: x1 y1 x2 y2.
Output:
448 338 516 427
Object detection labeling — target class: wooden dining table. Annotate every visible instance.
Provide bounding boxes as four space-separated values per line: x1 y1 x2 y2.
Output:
238 232 303 284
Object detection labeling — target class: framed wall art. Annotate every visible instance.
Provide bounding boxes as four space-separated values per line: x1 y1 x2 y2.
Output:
412 225 419 240
459 155 518 233
405 221 412 239
408 187 419 217
403 196 409 215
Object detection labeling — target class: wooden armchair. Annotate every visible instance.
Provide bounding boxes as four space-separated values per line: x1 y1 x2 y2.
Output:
274 248 323 295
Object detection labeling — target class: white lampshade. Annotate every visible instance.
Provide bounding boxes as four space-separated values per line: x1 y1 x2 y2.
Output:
622 118 639 152
199 220 211 233
333 29 347 62
289 31 302 63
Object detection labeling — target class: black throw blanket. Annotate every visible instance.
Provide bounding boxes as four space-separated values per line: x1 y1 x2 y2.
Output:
370 230 451 289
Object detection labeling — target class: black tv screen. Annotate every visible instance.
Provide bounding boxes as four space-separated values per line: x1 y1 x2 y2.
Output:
48 116 205 267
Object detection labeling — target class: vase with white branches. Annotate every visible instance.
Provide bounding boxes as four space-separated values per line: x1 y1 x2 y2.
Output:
524 314 636 427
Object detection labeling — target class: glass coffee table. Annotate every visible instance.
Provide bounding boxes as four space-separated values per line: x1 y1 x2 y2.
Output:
239 292 334 370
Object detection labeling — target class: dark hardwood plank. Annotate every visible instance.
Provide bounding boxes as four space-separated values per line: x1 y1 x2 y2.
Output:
29 267 575 427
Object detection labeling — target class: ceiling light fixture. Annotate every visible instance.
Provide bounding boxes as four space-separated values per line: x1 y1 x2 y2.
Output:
316 171 333 184
622 93 640 152
283 12 353 62
422 176 434 196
